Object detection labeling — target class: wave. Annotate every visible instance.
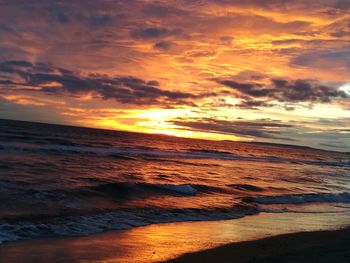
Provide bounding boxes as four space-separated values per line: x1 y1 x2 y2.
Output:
0 143 238 159
245 192 350 205
22 182 233 203
0 205 258 244
1 143 347 167
0 143 259 161
3 191 350 244
187 149 234 155
89 182 198 196
227 184 264 192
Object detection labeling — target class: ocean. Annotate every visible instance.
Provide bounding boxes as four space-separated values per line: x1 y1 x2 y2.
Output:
0 119 349 244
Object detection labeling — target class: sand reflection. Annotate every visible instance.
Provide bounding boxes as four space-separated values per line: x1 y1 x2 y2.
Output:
1 212 350 263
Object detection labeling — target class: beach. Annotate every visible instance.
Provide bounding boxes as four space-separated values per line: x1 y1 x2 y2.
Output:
165 226 350 263
1 212 349 263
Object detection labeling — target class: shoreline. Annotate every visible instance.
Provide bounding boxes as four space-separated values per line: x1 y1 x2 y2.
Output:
1 211 350 262
164 226 350 263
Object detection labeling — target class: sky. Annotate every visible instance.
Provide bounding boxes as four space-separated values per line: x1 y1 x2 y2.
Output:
0 0 349 151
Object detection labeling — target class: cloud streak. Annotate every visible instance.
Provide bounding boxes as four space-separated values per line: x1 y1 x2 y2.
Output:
214 76 348 109
170 118 295 140
0 60 202 107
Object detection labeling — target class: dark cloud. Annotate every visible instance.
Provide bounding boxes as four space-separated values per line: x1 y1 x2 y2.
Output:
130 27 185 40
0 60 202 107
219 36 233 45
235 99 273 109
291 48 350 69
206 0 350 12
0 60 33 72
330 31 350 37
169 117 295 140
187 50 217 58
271 78 347 102
153 41 173 51
87 14 113 27
333 0 350 9
141 3 190 18
271 39 301 45
214 76 348 108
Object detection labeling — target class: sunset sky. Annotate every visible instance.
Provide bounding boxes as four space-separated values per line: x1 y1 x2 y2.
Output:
0 0 349 150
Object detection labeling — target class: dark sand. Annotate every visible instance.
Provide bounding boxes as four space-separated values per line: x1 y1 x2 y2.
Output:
165 227 350 263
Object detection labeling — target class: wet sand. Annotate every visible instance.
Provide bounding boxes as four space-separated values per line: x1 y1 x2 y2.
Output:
165 227 350 263
0 212 349 263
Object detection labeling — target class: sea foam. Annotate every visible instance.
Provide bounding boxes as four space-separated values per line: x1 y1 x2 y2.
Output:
247 192 350 205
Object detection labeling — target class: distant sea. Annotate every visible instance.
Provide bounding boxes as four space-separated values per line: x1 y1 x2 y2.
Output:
0 119 349 244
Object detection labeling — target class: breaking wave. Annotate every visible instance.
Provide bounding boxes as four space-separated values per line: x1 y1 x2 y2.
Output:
22 182 235 202
0 205 258 244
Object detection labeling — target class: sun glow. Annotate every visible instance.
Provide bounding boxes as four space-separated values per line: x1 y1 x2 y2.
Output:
0 0 349 150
